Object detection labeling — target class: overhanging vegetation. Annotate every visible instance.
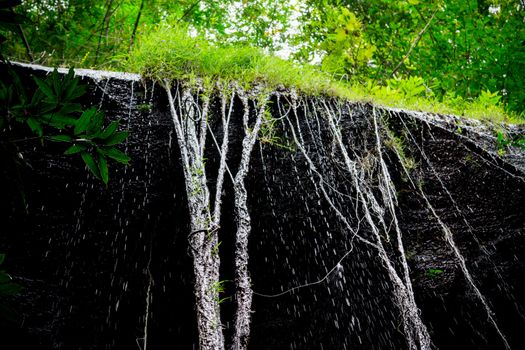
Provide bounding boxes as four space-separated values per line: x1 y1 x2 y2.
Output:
127 25 521 124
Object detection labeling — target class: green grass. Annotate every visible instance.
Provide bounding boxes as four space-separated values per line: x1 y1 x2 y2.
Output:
127 25 522 124
126 25 339 95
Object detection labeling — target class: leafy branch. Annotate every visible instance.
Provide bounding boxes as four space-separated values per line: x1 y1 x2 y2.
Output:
1 66 130 184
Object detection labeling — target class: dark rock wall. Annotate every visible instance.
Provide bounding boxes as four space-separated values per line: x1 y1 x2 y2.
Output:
0 65 197 349
1 64 524 350
245 100 408 350
387 112 525 350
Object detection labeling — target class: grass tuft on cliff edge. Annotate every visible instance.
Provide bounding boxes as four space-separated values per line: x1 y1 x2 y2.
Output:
127 25 521 125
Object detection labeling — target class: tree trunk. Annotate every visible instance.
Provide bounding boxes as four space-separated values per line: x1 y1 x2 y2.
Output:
128 0 145 54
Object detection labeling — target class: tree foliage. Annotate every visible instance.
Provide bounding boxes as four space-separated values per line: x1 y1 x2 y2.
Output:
1 1 130 185
293 0 525 114
0 0 523 116
1 65 130 184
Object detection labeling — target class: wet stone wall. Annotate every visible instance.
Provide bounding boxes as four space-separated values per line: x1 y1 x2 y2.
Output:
0 64 524 350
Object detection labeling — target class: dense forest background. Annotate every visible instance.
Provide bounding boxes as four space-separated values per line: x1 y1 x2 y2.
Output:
2 0 524 117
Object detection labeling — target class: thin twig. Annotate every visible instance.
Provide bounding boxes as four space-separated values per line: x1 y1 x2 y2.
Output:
95 0 116 65
177 0 201 23
389 9 437 78
128 0 145 54
9 8 34 62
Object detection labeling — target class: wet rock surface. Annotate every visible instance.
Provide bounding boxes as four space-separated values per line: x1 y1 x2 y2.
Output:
0 64 524 349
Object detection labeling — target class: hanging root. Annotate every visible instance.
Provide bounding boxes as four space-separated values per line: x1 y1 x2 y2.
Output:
256 94 431 349
386 109 510 350
231 91 268 350
317 99 430 350
164 82 225 350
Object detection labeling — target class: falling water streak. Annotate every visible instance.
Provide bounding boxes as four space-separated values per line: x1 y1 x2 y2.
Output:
284 98 422 350
371 107 432 349
299 98 358 205
252 95 373 299
106 79 137 344
164 82 225 350
412 181 511 350
395 110 525 322
394 108 525 182
384 118 525 326
253 243 357 298
388 110 511 350
396 110 521 240
231 92 268 350
96 78 111 110
141 238 153 350
286 96 375 249
320 100 428 350
139 88 156 350
254 98 380 302
277 96 355 202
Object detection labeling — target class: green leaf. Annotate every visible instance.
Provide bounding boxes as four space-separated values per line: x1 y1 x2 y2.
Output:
48 134 72 142
87 110 104 135
33 76 56 102
42 113 77 129
0 270 11 283
64 70 82 100
30 89 44 105
39 102 58 114
81 151 101 179
64 144 87 155
0 253 5 265
99 120 120 140
104 131 129 146
59 103 82 114
74 107 96 135
0 281 22 296
26 117 43 137
8 66 27 104
51 69 61 98
65 67 74 80
98 153 109 185
67 85 87 100
98 147 130 165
